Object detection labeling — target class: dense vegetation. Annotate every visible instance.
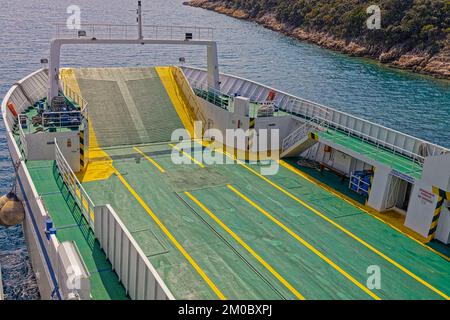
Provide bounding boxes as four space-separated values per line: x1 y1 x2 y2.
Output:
215 0 450 53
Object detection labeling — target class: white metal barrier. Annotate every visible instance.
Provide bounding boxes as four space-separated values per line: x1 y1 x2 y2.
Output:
94 205 175 300
283 97 330 120
186 76 233 110
318 117 425 169
282 116 325 151
55 24 214 41
54 139 95 230
60 81 89 118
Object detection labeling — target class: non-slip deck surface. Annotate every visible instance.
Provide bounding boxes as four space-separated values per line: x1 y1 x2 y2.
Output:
40 66 449 300
27 160 129 300
79 142 450 299
74 68 183 148
318 128 423 179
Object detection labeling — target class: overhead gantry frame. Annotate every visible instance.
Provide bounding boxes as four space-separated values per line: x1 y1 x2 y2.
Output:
48 37 220 104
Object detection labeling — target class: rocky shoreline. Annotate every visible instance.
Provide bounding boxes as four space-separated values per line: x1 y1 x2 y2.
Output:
186 0 450 80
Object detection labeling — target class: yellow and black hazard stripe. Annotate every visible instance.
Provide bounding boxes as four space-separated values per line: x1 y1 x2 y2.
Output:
308 132 318 141
247 118 256 151
79 130 85 170
249 117 255 129
427 187 450 241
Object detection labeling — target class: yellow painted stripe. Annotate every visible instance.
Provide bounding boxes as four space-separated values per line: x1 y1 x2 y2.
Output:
227 184 381 300
238 162 450 300
169 143 205 168
278 160 450 263
116 172 225 300
133 146 166 173
155 66 195 138
60 68 115 182
184 191 305 300
201 143 450 300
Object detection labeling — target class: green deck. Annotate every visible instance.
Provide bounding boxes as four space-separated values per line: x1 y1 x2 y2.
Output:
75 142 450 299
26 160 129 300
21 67 449 300
317 128 423 179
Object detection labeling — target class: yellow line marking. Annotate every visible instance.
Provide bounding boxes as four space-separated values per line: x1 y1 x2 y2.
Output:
226 184 381 300
60 68 115 182
169 143 205 168
184 191 305 300
238 162 450 300
156 66 196 138
202 143 450 300
115 172 225 300
133 146 166 173
278 160 450 263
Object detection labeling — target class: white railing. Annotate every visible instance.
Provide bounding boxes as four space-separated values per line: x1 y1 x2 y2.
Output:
182 66 449 159
54 139 95 230
282 97 330 120
60 81 89 119
55 24 214 41
282 116 325 151
172 67 207 131
318 117 425 172
42 110 83 129
18 119 27 154
187 77 233 110
95 205 175 300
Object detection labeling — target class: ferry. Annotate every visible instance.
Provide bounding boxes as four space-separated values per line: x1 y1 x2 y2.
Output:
1 2 449 300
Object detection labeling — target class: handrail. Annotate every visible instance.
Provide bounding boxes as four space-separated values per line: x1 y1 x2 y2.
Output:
182 66 449 157
60 81 89 119
316 116 425 166
186 77 233 111
54 139 95 230
282 97 330 120
282 116 325 151
18 118 27 152
54 24 214 41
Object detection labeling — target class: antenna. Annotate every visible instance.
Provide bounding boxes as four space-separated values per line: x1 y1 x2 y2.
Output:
137 1 143 40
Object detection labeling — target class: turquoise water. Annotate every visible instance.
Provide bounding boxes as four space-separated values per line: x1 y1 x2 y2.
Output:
0 0 449 298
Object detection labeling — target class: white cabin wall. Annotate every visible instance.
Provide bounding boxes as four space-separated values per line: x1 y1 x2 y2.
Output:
421 153 450 192
405 182 438 237
366 166 391 212
25 131 80 172
254 116 298 152
196 97 249 148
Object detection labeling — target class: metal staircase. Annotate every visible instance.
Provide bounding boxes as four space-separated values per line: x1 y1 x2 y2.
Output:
281 116 325 158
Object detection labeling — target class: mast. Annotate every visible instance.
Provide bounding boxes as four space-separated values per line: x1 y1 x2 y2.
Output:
137 1 143 40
